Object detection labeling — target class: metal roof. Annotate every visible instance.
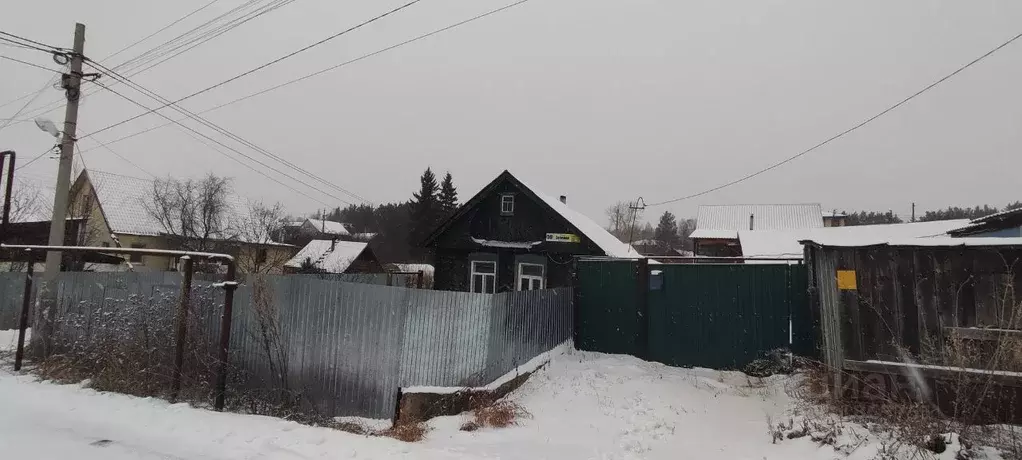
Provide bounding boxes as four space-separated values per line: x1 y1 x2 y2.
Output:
691 204 823 239
82 170 281 244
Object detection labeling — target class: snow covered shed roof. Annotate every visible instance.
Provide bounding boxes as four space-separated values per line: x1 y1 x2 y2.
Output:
423 171 637 258
690 204 823 240
947 208 1022 237
303 219 350 236
739 220 972 259
796 219 972 248
284 240 369 273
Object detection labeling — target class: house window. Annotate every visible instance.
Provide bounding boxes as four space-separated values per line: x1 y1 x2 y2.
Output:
256 248 268 265
130 243 145 263
500 194 514 215
470 260 496 294
101 242 110 248
517 263 545 291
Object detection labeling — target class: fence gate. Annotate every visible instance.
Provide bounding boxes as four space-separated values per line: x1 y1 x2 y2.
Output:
577 259 814 369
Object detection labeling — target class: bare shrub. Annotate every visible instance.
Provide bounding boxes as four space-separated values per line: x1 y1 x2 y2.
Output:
459 421 481 432
381 422 428 442
472 399 529 429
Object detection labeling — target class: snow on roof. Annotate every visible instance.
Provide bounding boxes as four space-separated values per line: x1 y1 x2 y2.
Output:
948 208 1022 235
84 170 285 245
792 219 971 248
692 204 823 240
284 240 368 272
472 237 543 249
689 228 741 239
304 219 350 236
389 263 434 274
741 219 973 256
514 176 638 258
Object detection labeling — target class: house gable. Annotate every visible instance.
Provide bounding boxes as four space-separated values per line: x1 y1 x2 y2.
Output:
424 171 608 256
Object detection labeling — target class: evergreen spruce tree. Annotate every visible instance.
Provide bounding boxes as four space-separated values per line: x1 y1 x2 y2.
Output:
409 168 441 257
654 211 679 249
439 172 459 217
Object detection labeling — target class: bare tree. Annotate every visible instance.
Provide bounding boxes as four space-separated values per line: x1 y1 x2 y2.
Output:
9 182 42 223
145 174 238 253
236 201 294 274
605 201 644 242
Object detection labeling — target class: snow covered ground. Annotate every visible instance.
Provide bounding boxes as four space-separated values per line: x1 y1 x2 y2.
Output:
0 337 996 459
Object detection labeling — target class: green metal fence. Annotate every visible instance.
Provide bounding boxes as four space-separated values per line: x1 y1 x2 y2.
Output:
577 259 814 369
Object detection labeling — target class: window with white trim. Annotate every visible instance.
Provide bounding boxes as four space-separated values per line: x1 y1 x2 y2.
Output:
500 194 514 215
517 263 545 291
470 260 497 293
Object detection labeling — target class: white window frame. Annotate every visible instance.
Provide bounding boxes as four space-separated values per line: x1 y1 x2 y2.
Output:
517 262 545 291
470 260 497 294
500 194 515 215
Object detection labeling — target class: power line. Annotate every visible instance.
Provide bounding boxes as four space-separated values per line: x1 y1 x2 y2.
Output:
90 77 345 207
84 0 427 139
14 145 58 171
0 54 63 74
0 31 66 52
77 0 535 155
102 0 224 63
114 0 294 74
0 74 59 133
646 29 1022 207
2 0 295 128
78 134 156 178
0 36 57 55
86 59 367 203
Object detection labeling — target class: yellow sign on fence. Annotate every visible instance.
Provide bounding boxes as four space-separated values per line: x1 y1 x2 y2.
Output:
837 270 857 290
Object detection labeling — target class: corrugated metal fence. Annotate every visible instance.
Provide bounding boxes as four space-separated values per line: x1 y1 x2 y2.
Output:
0 272 572 419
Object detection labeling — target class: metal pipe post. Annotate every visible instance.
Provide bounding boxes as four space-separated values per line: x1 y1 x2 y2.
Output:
214 262 239 411
0 151 12 244
416 270 424 289
14 254 34 370
170 256 194 401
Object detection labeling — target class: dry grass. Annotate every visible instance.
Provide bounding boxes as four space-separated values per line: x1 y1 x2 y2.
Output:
472 400 529 429
380 422 428 442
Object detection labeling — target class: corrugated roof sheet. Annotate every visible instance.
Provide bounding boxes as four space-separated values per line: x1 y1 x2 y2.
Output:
284 240 367 273
692 204 824 239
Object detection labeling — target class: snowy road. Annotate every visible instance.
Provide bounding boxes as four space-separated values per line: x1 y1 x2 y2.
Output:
0 336 944 459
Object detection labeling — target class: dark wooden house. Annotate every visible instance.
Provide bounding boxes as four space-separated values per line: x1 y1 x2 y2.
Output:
422 170 636 293
948 208 1022 238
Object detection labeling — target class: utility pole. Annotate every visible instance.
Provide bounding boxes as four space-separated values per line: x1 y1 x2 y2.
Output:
911 202 916 223
36 23 85 354
43 23 85 278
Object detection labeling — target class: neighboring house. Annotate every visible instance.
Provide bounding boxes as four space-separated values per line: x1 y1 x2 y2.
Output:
67 170 295 273
948 208 1022 238
0 218 123 271
283 240 382 274
303 218 351 238
280 218 357 246
690 204 824 257
822 210 848 227
422 170 636 293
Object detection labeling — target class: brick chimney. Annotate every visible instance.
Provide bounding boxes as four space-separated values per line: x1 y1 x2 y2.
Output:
559 195 567 204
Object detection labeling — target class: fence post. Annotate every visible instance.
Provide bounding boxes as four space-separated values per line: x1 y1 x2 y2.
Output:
214 262 239 411
171 256 194 401
571 258 581 348
14 255 33 371
636 258 650 360
416 270 423 289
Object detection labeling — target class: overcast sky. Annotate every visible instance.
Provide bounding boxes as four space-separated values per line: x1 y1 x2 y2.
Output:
3 0 1022 225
